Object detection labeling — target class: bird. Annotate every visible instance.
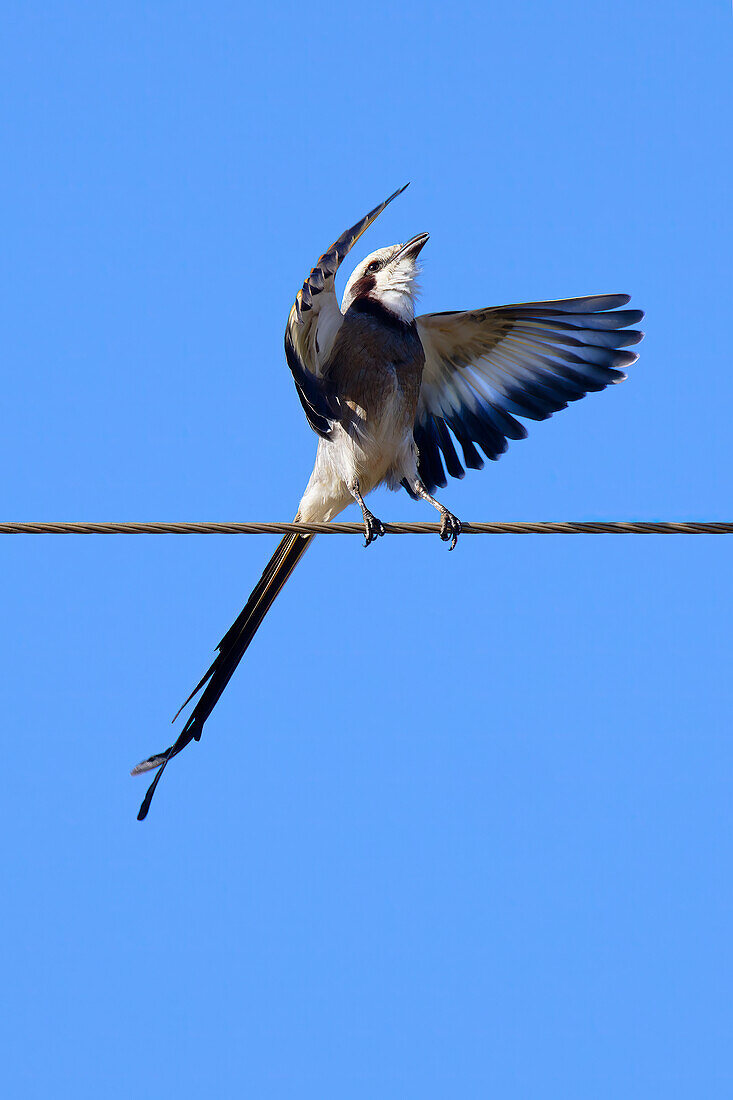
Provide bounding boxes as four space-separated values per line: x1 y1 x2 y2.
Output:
131 183 644 819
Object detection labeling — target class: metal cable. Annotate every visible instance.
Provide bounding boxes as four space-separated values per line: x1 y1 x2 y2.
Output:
0 521 731 535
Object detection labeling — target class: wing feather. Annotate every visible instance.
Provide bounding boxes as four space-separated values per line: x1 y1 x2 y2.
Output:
284 185 409 438
415 294 644 492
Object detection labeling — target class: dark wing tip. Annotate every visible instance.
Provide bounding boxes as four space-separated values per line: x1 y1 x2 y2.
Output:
389 182 410 201
363 183 407 228
364 183 410 225
317 184 413 283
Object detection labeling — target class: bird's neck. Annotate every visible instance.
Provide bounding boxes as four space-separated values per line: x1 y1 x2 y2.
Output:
374 289 416 323
348 295 417 332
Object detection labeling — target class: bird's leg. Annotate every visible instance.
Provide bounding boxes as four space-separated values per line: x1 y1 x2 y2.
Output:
410 478 462 550
348 479 385 547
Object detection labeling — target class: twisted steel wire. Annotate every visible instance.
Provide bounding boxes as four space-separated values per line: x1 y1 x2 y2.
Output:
0 521 730 536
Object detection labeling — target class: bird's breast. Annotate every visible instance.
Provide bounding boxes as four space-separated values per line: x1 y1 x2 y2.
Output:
325 302 425 428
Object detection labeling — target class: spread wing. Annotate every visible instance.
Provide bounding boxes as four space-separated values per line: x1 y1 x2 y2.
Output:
284 184 409 438
414 294 644 492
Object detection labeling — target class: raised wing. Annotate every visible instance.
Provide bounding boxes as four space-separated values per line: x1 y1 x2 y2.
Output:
414 294 644 492
284 184 409 438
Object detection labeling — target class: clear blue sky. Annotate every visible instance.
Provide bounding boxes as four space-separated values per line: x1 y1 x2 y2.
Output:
1 2 731 1096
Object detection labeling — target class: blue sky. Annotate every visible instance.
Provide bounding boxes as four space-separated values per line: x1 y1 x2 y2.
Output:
1 2 732 1096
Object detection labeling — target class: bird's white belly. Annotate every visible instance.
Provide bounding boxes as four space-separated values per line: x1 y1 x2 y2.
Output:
296 378 418 524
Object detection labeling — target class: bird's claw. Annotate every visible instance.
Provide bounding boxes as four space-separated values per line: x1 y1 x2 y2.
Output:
440 511 462 550
362 510 386 547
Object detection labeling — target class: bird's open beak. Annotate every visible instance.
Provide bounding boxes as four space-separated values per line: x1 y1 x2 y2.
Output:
392 232 430 263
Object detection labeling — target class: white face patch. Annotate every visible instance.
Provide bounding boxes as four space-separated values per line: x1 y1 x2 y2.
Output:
342 244 423 321
375 285 418 322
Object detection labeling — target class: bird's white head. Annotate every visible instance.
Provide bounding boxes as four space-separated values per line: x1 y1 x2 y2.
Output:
341 233 429 323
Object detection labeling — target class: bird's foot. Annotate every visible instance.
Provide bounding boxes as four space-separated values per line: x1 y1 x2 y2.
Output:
439 511 462 550
362 510 386 547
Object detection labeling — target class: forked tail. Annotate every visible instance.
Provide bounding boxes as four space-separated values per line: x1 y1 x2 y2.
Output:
131 532 313 819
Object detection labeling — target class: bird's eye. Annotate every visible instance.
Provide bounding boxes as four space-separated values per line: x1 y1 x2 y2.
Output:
366 261 381 274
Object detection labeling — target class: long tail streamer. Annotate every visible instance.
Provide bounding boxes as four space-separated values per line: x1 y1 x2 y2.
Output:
131 532 313 820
